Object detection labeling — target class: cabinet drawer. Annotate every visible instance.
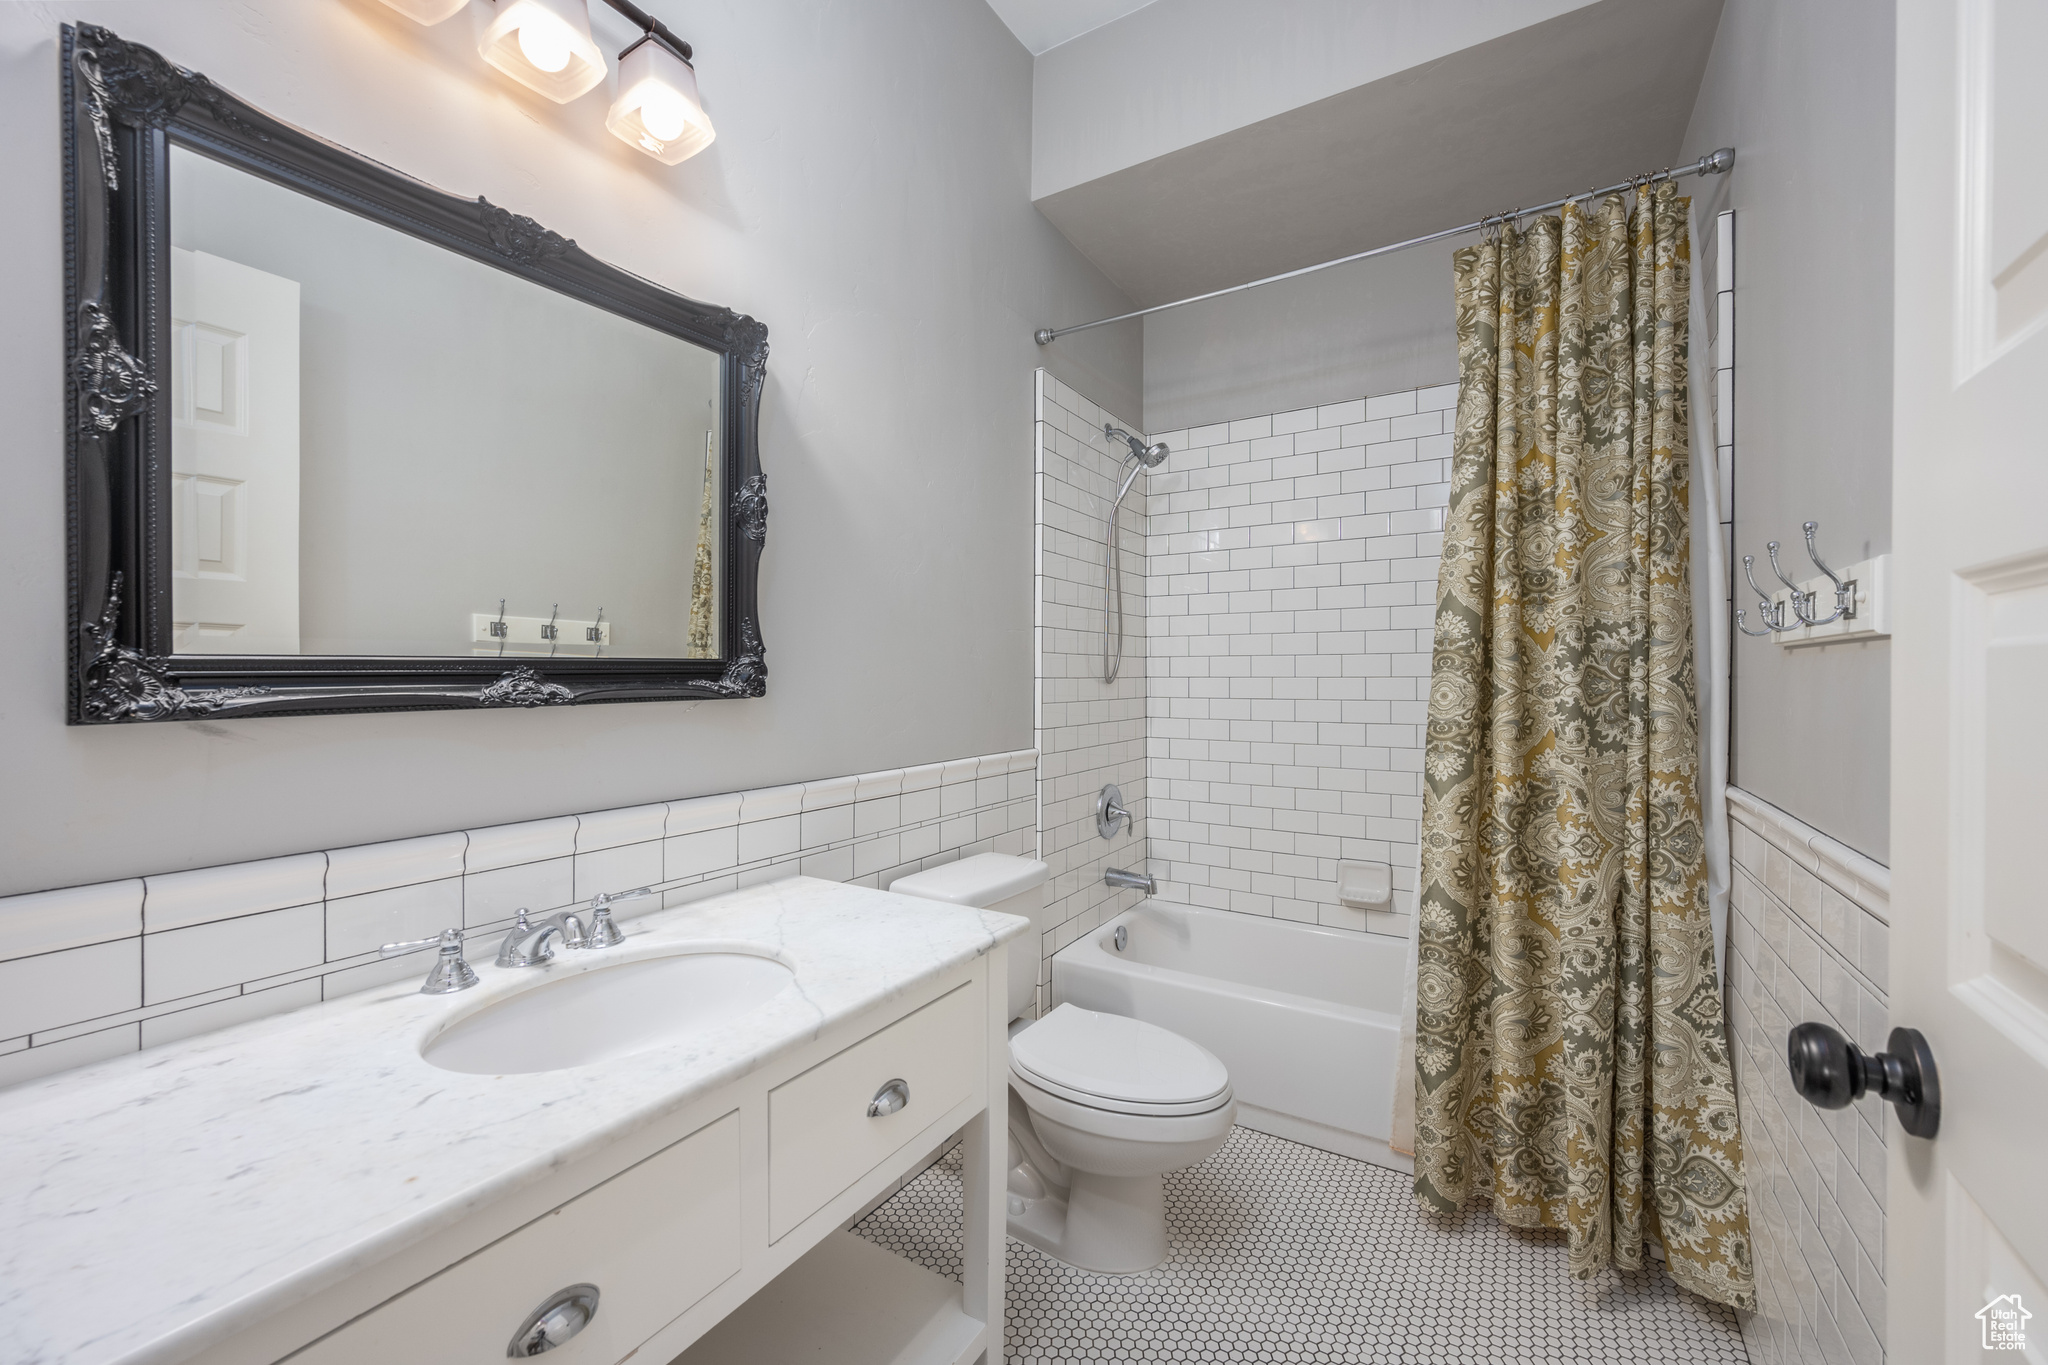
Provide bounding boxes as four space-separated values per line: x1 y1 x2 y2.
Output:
767 980 984 1241
291 1111 741 1365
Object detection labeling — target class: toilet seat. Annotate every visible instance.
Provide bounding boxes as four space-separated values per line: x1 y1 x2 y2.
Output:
1010 1004 1231 1117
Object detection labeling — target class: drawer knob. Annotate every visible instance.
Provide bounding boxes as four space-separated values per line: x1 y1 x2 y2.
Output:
867 1078 910 1118
508 1283 600 1356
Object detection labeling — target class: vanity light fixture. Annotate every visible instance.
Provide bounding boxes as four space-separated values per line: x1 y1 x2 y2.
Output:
378 0 716 164
478 0 607 103
605 26 714 163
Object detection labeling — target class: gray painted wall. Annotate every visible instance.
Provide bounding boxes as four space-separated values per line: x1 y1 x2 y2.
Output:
1029 0 1590 199
1681 0 1896 861
0 0 1138 896
1034 0 1721 316
1141 242 1463 433
1122 0 1722 432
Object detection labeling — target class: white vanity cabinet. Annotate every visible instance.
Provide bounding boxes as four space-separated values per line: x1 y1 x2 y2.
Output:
292 1113 744 1364
766 981 984 1242
187 951 1009 1365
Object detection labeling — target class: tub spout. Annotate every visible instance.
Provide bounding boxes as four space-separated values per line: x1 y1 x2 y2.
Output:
1104 866 1155 894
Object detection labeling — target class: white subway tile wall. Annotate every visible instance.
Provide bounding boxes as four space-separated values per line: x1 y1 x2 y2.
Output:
1035 372 1151 1015
1725 787 1888 1365
1142 382 1459 940
0 749 1038 1091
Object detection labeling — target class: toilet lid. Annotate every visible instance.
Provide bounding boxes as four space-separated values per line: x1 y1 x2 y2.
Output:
1010 1004 1230 1109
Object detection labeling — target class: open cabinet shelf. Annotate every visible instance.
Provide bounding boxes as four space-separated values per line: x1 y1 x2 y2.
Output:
674 1230 986 1365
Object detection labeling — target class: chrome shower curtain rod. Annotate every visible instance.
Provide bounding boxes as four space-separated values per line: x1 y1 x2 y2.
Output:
1032 146 1736 346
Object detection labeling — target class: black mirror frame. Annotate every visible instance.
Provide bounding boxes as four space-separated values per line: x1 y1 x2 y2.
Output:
61 23 768 724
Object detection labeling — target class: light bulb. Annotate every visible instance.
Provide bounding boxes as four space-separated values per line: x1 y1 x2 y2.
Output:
517 18 574 74
606 40 715 165
478 0 605 102
639 87 691 142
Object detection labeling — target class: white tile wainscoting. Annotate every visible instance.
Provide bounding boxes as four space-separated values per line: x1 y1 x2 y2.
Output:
1034 372 1151 1016
0 749 1038 1092
1724 786 1888 1365
1142 382 1459 943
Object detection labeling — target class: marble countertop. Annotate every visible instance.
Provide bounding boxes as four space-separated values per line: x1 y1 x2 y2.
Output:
0 876 1027 1365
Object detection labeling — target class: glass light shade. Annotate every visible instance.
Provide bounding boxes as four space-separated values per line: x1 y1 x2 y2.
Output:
605 41 716 165
477 0 606 103
375 0 468 23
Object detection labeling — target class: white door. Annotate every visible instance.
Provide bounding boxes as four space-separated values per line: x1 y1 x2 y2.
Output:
1893 0 2048 1358
169 247 301 654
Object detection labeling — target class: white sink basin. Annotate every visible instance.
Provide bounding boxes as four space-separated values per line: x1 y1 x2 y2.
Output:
422 951 795 1075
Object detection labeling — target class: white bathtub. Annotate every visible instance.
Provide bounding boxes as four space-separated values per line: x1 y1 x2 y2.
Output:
1051 900 1412 1173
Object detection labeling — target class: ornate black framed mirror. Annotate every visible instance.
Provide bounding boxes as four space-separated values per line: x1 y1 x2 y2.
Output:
62 23 768 724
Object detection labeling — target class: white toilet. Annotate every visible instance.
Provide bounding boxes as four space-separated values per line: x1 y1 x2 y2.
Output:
889 853 1234 1274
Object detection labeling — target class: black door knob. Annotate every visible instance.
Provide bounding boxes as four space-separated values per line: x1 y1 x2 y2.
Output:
1787 1022 1940 1138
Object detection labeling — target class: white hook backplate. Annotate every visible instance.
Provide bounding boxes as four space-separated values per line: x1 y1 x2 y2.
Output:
1768 552 1893 647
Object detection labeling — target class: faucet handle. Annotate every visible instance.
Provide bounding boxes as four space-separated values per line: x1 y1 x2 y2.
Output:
1096 784 1133 841
586 887 650 949
379 927 479 995
587 906 626 948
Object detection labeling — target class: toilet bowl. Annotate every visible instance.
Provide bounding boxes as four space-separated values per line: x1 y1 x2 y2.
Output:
888 854 1235 1273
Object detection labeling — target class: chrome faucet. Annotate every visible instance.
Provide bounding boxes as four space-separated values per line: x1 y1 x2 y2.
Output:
1104 866 1155 895
496 908 585 968
495 888 651 967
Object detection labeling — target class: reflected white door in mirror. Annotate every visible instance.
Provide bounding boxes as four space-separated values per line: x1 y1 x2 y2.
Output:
170 248 300 656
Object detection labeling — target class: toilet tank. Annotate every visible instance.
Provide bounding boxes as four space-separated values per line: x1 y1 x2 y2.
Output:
887 853 1048 1020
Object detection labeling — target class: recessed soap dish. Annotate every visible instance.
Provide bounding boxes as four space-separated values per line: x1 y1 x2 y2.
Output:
1337 860 1392 911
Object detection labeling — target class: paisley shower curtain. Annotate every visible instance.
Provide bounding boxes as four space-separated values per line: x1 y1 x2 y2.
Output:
685 440 718 657
1410 182 1754 1309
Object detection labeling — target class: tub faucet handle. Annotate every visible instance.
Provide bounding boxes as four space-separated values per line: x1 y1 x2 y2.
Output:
1096 784 1133 840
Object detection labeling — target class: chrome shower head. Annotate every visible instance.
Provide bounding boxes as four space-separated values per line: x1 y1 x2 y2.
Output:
1105 423 1170 467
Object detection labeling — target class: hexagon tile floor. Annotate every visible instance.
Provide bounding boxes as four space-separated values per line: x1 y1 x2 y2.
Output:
851 1126 1749 1364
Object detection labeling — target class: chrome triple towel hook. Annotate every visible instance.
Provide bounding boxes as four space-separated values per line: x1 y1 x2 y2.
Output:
1738 521 1855 636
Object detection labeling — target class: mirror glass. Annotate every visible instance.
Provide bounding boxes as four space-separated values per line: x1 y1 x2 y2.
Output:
165 144 723 660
